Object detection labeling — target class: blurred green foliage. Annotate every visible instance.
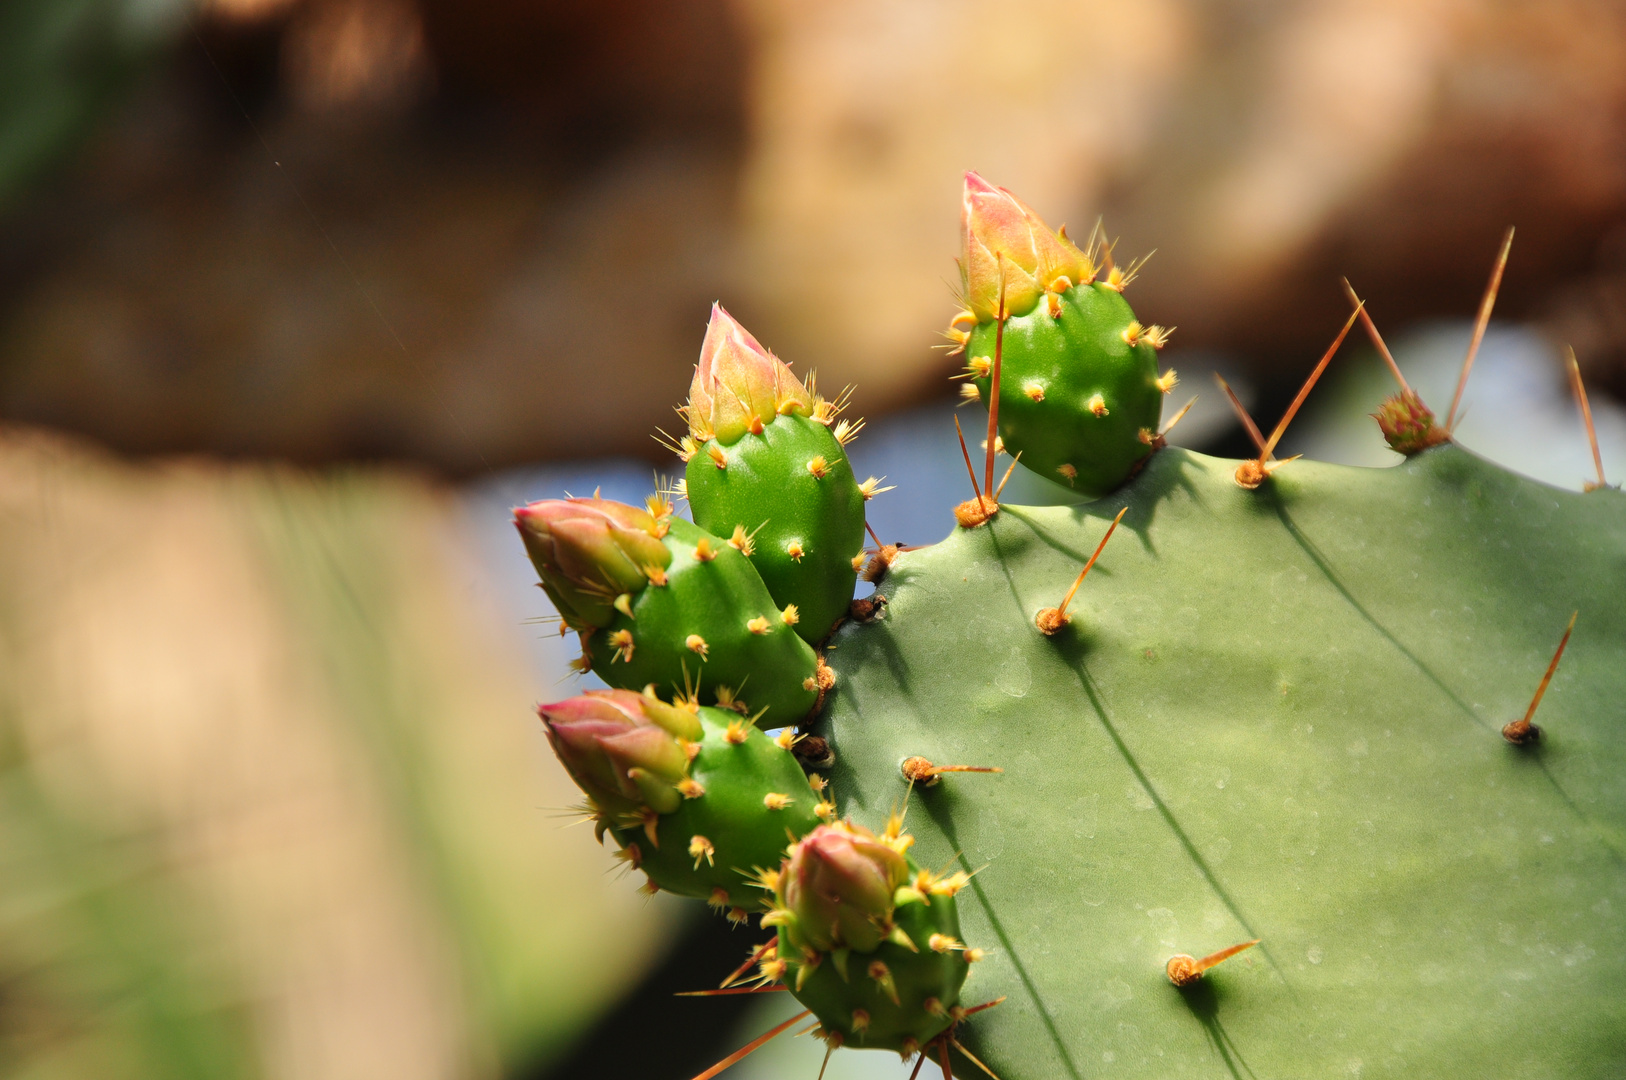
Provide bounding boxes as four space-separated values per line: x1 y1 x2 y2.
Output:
0 0 180 210
0 434 677 1078
0 720 258 1080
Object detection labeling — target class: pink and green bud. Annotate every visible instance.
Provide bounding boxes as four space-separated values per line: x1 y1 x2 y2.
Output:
961 171 1092 322
1373 391 1449 456
780 823 910 953
686 304 813 445
514 497 672 629
539 689 701 816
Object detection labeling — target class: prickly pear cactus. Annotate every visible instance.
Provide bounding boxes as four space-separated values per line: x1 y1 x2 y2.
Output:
516 173 1626 1079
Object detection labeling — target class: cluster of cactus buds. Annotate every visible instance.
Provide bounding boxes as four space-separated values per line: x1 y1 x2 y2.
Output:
762 818 978 1056
953 171 1176 497
509 163 1625 1080
516 176 1188 1077
517 305 879 933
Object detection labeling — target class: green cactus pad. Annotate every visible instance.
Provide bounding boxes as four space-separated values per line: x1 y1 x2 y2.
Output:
612 706 822 910
586 517 819 723
820 445 1626 1079
967 283 1164 496
686 413 865 644
782 868 971 1054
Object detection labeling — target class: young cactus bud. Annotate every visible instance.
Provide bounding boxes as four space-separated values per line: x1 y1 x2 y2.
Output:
544 693 823 908
539 689 701 816
683 307 867 644
513 498 671 630
957 173 1165 498
781 823 909 953
768 821 973 1052
517 493 820 722
961 170 1092 322
687 303 814 446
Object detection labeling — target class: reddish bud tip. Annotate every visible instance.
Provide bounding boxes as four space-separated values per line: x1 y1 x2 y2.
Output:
687 304 813 445
778 822 909 953
961 171 1092 322
538 689 701 816
515 498 671 629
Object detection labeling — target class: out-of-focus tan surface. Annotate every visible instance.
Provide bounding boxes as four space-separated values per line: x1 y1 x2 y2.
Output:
3 0 1624 471
733 0 1626 397
0 424 676 1078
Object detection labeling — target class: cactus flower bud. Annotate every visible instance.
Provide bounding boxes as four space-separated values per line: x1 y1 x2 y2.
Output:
514 497 672 629
539 689 701 816
961 170 1091 322
781 823 910 953
687 304 813 445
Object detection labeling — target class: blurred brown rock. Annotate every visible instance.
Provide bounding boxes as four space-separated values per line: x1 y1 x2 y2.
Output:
1 0 1624 471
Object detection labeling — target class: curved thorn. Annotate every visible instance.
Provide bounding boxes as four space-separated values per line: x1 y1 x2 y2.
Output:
1057 507 1129 619
1567 347 1608 490
954 415 989 514
952 1037 1003 1080
1160 397 1197 438
985 259 1008 500
1214 373 1268 456
1523 610 1579 729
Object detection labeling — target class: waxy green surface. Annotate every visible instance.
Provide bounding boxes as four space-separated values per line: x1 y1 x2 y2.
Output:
586 518 818 723
783 872 970 1054
820 446 1626 1079
967 283 1162 498
687 414 865 645
612 707 819 909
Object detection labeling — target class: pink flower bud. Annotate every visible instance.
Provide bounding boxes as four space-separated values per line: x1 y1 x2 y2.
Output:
780 823 909 953
539 690 700 816
961 171 1090 322
514 497 672 629
687 304 813 445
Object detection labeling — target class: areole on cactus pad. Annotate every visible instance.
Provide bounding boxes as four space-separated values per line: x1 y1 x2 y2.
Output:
518 170 1625 1080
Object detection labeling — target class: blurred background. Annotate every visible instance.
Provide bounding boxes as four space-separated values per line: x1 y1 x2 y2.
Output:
2 1 1624 1077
